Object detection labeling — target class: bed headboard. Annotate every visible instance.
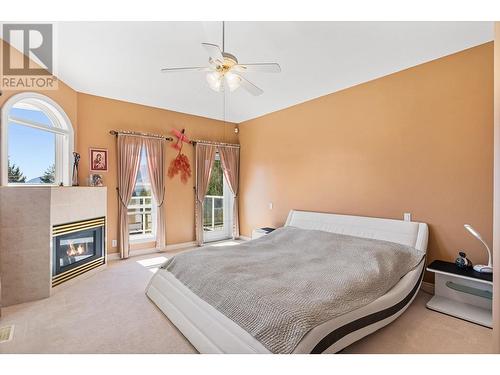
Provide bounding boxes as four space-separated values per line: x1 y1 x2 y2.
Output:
285 210 428 252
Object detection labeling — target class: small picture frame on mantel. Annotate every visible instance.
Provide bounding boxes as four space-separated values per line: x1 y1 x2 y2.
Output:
89 148 108 172
89 174 104 187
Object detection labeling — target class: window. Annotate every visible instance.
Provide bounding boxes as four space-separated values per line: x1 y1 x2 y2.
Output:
1 93 74 186
128 148 157 242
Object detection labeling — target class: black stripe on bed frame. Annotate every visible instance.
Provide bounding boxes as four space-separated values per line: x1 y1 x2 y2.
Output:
310 262 425 354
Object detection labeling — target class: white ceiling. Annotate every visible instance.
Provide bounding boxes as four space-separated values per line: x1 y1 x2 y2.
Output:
55 22 493 123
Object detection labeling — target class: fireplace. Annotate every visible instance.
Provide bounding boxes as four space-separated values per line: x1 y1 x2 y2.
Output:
52 217 105 287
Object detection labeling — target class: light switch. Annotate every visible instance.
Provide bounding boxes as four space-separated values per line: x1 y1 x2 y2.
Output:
268 202 273 210
112 239 117 248
404 213 411 222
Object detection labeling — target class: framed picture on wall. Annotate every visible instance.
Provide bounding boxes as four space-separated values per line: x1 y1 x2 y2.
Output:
89 148 108 172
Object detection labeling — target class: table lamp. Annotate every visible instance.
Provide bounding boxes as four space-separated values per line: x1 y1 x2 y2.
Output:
464 224 493 273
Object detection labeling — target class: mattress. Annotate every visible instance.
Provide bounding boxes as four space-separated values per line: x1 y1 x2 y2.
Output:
146 210 428 353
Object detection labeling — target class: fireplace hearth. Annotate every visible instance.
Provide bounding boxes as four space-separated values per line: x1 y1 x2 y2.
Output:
52 217 105 286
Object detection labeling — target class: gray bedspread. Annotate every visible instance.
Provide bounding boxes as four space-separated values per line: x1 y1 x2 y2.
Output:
161 226 425 354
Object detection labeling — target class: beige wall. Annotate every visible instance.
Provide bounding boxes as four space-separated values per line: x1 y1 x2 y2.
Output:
493 23 500 354
239 43 493 282
76 93 237 253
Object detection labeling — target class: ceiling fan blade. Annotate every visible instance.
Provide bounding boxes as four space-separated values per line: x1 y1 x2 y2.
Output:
161 66 212 73
202 43 224 64
235 74 264 96
234 63 281 73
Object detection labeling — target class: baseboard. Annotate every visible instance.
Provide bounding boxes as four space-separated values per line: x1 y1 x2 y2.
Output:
107 241 197 261
166 241 197 251
420 281 435 295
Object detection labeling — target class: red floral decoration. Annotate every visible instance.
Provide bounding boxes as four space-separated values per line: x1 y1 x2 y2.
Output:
168 153 191 183
168 128 192 183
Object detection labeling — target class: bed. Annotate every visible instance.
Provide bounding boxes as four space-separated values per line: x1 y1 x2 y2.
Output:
146 209 428 354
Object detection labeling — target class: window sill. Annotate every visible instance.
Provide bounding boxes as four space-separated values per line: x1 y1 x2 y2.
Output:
4 183 60 187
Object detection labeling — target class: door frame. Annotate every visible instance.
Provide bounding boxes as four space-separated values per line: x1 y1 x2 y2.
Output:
203 154 233 243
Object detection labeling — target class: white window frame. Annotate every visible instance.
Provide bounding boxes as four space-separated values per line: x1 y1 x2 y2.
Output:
1 92 74 186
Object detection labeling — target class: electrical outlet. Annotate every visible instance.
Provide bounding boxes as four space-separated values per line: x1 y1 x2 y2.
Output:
268 202 273 210
404 213 411 222
112 239 117 248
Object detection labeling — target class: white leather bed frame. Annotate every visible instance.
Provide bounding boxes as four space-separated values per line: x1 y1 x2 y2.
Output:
146 210 429 354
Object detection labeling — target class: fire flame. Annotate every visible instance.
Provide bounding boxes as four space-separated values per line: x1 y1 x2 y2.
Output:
66 241 87 257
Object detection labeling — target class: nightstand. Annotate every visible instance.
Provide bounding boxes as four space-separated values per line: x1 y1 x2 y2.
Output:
251 227 275 240
426 260 492 328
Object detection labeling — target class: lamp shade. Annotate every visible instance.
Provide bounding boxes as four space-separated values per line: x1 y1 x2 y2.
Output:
225 72 241 92
464 224 492 269
464 224 483 241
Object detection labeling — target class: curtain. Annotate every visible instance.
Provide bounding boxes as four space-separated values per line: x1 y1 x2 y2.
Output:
195 143 217 246
144 137 166 250
219 146 240 239
117 135 143 259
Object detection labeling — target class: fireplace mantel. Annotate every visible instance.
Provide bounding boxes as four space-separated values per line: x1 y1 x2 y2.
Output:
0 186 107 306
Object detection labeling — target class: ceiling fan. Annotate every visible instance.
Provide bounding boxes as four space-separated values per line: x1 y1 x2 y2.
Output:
161 22 281 96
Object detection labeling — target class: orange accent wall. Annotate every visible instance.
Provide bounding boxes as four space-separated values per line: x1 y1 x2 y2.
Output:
76 93 237 253
238 42 493 278
493 24 500 353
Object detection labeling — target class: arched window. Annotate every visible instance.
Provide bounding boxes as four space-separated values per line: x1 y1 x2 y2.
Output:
1 93 74 186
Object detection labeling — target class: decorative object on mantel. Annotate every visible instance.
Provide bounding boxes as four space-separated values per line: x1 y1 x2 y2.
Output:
72 152 80 186
90 173 104 187
455 251 472 269
464 224 493 273
168 128 192 183
89 147 108 172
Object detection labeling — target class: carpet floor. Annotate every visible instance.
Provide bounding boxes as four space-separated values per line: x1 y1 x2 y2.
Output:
0 245 493 354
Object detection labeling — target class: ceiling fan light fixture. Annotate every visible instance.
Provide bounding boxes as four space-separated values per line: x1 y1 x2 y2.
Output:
225 72 241 92
162 21 279 96
206 71 223 92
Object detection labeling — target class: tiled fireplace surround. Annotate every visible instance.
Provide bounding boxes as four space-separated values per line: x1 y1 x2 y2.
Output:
0 187 107 307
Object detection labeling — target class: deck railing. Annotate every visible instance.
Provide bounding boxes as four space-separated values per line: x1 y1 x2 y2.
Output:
128 195 153 236
203 195 224 231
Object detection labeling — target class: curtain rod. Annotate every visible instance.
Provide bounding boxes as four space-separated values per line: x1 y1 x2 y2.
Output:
191 139 240 148
109 130 174 141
